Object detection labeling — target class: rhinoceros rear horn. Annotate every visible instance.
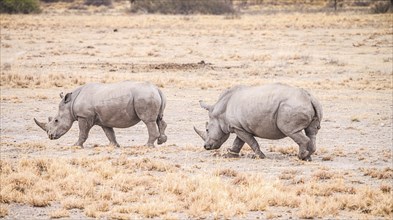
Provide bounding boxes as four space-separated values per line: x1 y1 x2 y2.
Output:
34 118 48 132
194 126 207 141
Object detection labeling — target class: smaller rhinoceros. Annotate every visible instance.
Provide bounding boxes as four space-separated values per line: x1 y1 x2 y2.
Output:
34 81 167 148
194 83 322 161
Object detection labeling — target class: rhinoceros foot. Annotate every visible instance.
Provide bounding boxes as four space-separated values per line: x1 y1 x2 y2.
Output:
303 155 312 161
246 152 266 159
157 135 167 145
223 149 240 158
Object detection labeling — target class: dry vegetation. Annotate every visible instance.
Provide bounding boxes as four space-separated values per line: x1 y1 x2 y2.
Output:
1 1 392 219
0 156 392 219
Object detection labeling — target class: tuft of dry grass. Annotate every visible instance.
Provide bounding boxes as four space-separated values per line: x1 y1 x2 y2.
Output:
321 155 333 161
279 169 298 180
380 183 392 193
214 168 239 177
360 167 393 179
61 196 85 210
0 205 8 218
268 145 298 156
49 209 69 219
312 169 335 180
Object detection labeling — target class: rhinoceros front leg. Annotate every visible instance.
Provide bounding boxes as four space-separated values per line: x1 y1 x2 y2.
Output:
74 118 93 148
234 129 265 159
144 121 160 147
102 126 120 148
225 136 245 158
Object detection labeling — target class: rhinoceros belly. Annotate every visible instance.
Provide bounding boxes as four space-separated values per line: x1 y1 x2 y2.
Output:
226 91 287 140
94 96 140 128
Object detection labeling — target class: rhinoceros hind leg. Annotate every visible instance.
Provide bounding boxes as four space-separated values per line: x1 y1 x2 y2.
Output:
157 119 167 145
144 121 160 147
304 125 318 160
287 131 310 160
234 130 265 159
102 126 120 147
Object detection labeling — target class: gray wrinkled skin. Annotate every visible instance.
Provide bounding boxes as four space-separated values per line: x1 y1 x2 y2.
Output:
194 83 322 161
34 81 167 148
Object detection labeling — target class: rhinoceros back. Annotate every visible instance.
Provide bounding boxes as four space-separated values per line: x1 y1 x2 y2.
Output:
224 83 316 139
72 82 161 128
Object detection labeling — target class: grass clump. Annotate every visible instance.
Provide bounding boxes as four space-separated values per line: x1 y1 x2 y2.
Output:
49 209 70 218
130 0 235 15
0 205 8 218
0 0 41 14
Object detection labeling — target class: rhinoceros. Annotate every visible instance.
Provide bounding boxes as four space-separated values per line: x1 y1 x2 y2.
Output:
194 83 322 161
34 81 167 148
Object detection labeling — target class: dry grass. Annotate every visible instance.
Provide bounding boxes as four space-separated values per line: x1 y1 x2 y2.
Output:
268 145 298 156
2 68 391 91
61 196 85 210
0 72 86 89
0 204 8 218
49 209 69 218
279 169 298 180
1 157 392 219
1 13 391 92
360 167 393 179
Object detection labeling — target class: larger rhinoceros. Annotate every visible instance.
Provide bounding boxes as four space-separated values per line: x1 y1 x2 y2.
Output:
34 81 167 148
194 83 322 161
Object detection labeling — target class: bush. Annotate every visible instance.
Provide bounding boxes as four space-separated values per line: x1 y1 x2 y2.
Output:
0 0 41 14
84 0 112 6
40 0 74 3
130 0 235 15
371 1 392 13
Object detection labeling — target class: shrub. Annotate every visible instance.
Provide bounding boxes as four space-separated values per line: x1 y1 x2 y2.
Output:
130 0 235 15
40 0 74 3
371 1 392 13
84 0 112 6
0 0 41 14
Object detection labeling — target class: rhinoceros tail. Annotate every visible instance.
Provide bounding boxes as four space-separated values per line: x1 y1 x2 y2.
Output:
157 88 166 121
156 88 167 144
309 93 323 129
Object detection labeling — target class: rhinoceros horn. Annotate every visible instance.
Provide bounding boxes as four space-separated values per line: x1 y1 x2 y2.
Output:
34 118 48 132
193 126 207 141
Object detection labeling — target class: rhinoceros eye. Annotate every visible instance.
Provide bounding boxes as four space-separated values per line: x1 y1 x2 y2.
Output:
54 119 58 123
206 129 209 132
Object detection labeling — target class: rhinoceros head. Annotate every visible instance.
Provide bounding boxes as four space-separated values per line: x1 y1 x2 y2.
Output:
194 101 229 150
34 92 75 140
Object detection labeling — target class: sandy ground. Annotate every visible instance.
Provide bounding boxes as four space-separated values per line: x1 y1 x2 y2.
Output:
0 6 392 220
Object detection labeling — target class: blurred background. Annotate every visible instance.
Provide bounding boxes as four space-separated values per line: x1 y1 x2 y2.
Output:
1 0 392 15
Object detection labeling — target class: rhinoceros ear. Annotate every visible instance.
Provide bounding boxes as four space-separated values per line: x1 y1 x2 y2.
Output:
59 92 64 99
64 93 72 104
199 100 211 111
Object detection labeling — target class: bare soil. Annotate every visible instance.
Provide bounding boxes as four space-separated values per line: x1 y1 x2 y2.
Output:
0 4 392 220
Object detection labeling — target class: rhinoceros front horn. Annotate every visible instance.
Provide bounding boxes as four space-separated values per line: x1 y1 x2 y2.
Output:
34 118 48 132
193 126 207 141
